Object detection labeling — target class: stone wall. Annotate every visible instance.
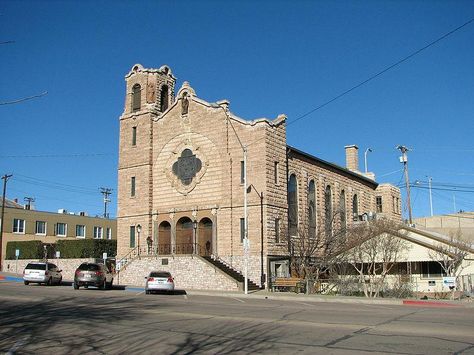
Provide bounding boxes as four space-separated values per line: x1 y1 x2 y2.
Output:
118 255 240 291
3 258 96 280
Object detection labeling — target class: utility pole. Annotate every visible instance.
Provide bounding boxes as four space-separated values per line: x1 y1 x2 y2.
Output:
0 174 13 271
24 196 35 210
100 188 112 218
397 145 413 225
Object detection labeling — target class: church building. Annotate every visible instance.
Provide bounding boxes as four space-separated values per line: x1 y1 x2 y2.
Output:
116 64 401 290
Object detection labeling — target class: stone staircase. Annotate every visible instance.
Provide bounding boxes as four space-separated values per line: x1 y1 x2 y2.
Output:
202 256 260 290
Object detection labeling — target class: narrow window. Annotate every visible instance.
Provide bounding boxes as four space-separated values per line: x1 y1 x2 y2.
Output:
35 221 46 235
275 218 280 243
288 174 298 236
76 224 85 238
93 226 103 239
352 194 359 221
376 196 383 213
56 223 67 236
240 218 245 242
13 219 25 233
339 190 346 228
274 161 279 184
132 126 137 146
160 85 169 112
132 84 141 112
130 226 136 248
240 161 245 184
131 176 136 197
325 185 332 237
308 180 316 238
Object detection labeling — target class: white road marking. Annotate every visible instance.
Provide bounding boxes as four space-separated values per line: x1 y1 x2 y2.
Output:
295 302 314 307
231 297 246 303
135 291 145 296
183 294 188 300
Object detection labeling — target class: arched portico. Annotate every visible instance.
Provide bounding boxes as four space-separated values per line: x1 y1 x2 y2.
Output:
158 221 171 254
176 217 194 254
198 217 213 256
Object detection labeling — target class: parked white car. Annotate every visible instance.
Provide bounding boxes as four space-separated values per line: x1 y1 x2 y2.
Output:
145 271 175 294
23 262 63 286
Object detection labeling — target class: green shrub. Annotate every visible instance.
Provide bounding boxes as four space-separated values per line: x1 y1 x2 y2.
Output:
56 239 116 258
6 240 44 259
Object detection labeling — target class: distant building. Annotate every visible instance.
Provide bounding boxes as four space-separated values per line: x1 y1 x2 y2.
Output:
1 198 116 266
414 212 474 243
116 64 402 290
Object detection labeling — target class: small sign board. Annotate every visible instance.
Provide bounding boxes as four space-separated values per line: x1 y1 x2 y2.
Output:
243 239 250 250
55 251 60 258
116 261 121 271
442 276 456 289
15 249 20 258
103 252 107 260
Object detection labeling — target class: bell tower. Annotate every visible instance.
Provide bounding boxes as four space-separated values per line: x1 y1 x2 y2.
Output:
117 64 176 257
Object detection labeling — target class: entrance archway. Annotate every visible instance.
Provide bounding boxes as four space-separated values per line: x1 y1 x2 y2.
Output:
176 217 194 254
158 221 171 254
198 218 213 256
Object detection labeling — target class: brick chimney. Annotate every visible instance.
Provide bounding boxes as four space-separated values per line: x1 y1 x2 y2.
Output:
345 145 359 172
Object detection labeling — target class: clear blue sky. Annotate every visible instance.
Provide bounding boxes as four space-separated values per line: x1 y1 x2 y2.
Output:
1 0 473 220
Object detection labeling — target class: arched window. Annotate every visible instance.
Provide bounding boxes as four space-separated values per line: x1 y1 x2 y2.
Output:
325 185 332 237
352 194 359 221
339 190 346 229
288 174 298 236
308 180 316 238
132 84 141 112
160 85 169 112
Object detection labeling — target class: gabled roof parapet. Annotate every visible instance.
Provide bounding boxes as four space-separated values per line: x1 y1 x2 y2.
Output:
125 63 176 80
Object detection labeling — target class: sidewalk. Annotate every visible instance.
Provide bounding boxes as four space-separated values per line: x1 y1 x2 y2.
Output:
2 272 471 308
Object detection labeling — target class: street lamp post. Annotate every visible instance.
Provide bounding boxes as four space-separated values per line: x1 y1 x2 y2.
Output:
247 184 264 289
193 220 198 254
136 224 141 257
243 146 249 295
364 148 372 173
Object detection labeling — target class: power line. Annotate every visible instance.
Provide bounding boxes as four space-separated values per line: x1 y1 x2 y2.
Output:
0 91 48 106
287 17 474 126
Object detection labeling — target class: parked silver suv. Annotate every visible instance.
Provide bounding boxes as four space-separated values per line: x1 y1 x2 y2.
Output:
23 262 62 286
74 262 113 290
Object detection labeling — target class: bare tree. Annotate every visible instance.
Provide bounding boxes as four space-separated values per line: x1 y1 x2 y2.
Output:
287 210 347 294
428 231 472 299
341 219 409 298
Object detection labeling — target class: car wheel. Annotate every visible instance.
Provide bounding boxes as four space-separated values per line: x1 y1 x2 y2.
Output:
57 277 62 286
47 277 52 286
107 279 113 290
145 290 149 294
99 280 106 290
24 281 29 285
73 282 79 290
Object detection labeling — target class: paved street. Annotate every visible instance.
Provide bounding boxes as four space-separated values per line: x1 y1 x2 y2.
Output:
0 280 473 354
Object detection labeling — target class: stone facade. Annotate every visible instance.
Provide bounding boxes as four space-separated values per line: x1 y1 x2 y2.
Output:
117 64 402 290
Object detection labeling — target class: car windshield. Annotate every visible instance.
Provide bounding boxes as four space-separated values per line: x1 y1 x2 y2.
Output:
150 272 171 278
78 264 101 271
25 263 46 270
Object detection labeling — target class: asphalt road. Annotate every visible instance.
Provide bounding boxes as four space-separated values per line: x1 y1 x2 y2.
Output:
0 280 473 354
